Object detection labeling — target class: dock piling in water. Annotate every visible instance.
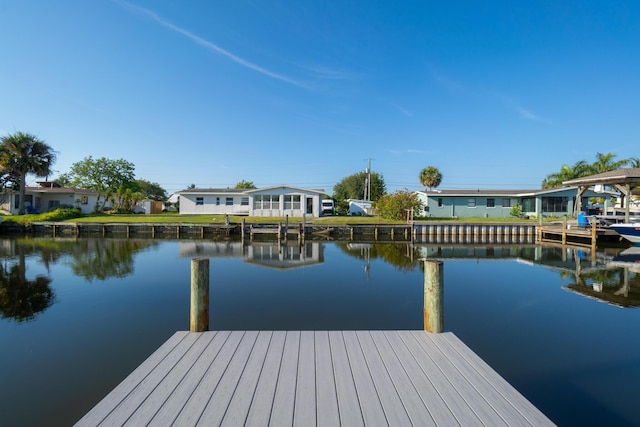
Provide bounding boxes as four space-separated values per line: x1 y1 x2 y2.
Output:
190 258 209 332
423 259 444 333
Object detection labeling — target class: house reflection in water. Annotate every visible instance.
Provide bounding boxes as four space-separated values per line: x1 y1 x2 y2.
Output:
179 241 324 270
565 246 640 308
417 244 640 309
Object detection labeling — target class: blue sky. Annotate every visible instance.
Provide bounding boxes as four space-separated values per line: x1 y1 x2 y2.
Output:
1 1 639 196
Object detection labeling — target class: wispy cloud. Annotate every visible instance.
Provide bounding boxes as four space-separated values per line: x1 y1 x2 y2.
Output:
429 65 551 124
391 103 413 117
301 64 353 80
512 105 550 123
113 0 311 89
388 148 429 155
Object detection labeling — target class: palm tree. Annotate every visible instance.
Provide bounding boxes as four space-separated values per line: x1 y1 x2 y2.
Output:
542 160 590 189
626 157 640 169
589 152 629 174
419 166 443 191
0 132 56 214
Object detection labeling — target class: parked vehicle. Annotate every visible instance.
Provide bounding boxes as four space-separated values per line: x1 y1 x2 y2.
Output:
321 199 335 216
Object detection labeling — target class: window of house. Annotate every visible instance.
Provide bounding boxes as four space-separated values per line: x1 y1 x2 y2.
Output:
241 197 249 206
226 197 233 206
542 197 568 213
196 197 204 206
81 195 88 205
255 195 279 209
467 198 476 208
215 197 220 206
502 198 511 208
284 195 301 210
487 198 495 208
438 198 443 208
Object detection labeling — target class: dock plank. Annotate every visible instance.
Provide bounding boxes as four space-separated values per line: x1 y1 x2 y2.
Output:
407 331 510 426
75 331 189 427
315 331 340 427
171 331 245 426
148 331 232 426
269 331 300 426
124 331 217 426
328 331 365 426
220 331 272 426
294 331 317 427
76 331 554 427
244 331 286 427
196 330 260 426
342 330 387 426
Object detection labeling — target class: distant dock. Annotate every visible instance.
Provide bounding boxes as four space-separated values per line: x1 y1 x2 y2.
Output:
75 330 554 426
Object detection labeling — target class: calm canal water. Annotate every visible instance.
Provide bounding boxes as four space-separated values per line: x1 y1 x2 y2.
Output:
1 236 639 426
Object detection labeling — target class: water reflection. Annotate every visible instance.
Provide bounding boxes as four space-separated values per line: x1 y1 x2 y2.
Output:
0 238 159 321
177 239 640 308
67 239 159 281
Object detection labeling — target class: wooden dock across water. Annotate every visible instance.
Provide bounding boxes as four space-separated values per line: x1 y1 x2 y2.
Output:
75 330 554 426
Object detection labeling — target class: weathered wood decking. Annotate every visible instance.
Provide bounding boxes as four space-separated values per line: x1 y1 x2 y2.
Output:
76 330 553 426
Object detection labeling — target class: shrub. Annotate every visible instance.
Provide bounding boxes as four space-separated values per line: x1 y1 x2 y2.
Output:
510 203 522 218
375 190 423 220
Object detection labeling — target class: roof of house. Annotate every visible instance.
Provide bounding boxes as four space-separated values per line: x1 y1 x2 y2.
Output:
562 168 640 187
416 187 598 197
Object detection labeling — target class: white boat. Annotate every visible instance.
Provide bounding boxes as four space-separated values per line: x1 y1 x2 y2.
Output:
608 223 640 244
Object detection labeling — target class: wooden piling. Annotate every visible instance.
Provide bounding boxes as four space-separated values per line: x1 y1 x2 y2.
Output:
190 258 209 332
423 259 444 334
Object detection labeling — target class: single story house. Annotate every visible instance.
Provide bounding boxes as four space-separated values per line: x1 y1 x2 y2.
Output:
0 181 100 215
178 185 326 217
0 181 158 215
416 187 615 218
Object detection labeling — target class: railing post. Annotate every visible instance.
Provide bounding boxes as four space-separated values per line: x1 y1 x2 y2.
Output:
423 259 444 333
190 258 210 332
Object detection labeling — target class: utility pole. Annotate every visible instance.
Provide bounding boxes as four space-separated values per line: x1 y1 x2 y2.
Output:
365 158 372 201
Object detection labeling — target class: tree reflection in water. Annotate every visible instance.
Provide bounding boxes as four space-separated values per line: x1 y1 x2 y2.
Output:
0 259 54 323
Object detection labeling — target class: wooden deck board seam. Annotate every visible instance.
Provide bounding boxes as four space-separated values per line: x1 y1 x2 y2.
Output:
151 331 234 426
424 333 513 426
439 333 548 425
376 331 441 426
78 331 189 427
124 331 219 426
398 331 490 426
357 331 412 426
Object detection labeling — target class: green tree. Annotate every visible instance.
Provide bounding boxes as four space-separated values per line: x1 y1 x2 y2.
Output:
542 160 590 189
628 157 640 168
235 180 257 189
0 132 56 214
333 171 386 203
589 152 630 174
58 156 135 212
375 189 423 221
419 166 443 191
135 179 168 201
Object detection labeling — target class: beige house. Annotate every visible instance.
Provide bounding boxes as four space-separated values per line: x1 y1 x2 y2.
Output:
0 181 100 215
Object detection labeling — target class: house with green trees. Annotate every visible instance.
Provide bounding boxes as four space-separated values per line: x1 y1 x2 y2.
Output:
416 187 613 218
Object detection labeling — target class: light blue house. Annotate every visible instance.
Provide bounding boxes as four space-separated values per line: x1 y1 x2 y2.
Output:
416 187 613 218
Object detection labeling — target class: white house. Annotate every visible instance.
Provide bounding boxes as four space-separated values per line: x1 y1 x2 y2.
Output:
0 181 101 215
178 185 326 217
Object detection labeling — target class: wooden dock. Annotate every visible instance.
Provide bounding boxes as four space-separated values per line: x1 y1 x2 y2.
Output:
75 330 553 426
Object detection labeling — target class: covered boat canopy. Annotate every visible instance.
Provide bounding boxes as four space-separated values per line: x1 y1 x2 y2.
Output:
563 168 640 222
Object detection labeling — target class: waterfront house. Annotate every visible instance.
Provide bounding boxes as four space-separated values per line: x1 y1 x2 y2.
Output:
0 181 100 215
416 187 614 218
178 185 326 217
